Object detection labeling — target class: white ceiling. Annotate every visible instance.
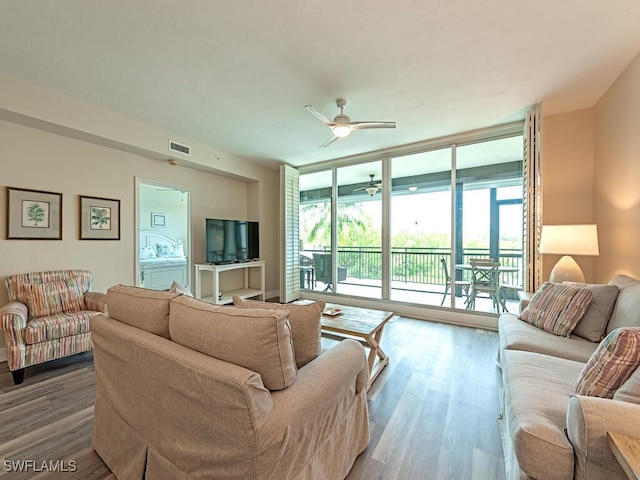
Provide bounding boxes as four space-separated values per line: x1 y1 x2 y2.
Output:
1 1 639 171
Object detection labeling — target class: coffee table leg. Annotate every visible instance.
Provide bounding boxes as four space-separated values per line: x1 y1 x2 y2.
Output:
365 326 389 389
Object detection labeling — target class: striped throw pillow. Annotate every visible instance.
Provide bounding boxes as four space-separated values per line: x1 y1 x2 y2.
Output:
574 328 640 398
23 277 86 318
519 282 593 337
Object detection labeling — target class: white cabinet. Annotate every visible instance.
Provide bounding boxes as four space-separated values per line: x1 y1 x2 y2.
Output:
194 261 265 305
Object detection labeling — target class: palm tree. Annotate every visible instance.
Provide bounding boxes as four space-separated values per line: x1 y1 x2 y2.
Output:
301 201 369 247
91 208 111 228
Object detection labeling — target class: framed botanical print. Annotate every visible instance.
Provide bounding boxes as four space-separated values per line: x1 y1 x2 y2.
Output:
79 195 121 240
151 212 166 228
7 187 63 240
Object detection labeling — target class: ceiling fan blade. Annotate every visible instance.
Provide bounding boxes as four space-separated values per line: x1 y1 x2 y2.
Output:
319 134 339 148
305 105 334 126
351 121 397 130
353 186 367 191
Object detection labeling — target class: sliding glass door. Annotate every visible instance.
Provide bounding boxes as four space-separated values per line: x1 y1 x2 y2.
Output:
390 148 453 306
298 127 525 314
455 136 524 313
335 161 383 298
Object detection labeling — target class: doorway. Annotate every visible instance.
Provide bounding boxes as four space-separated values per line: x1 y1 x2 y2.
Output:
135 178 191 290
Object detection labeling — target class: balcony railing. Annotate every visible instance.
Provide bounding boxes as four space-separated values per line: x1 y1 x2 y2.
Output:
306 246 523 291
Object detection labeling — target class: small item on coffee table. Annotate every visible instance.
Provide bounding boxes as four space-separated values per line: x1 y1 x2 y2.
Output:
323 308 342 316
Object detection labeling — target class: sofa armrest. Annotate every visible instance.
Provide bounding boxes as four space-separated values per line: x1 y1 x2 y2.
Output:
301 337 368 393
261 338 367 433
0 302 28 339
566 394 640 477
256 339 369 475
84 291 108 313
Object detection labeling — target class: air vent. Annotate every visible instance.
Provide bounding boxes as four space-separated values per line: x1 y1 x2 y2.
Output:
169 140 191 156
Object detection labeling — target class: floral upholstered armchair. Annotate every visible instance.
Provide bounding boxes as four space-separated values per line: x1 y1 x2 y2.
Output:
0 270 107 384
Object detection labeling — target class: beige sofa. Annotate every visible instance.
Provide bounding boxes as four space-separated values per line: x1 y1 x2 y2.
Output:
90 285 370 480
498 274 640 480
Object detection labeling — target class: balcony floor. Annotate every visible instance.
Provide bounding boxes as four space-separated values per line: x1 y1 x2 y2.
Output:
304 277 520 315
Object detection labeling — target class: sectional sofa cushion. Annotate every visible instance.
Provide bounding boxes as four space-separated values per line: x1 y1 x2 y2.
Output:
170 295 297 391
614 364 640 404
502 349 585 480
563 282 619 342
232 296 324 368
499 314 598 363
573 327 640 398
106 285 180 338
607 275 640 334
22 277 86 318
519 282 593 337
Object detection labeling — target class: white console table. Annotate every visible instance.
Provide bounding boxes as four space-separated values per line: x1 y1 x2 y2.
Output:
194 261 265 305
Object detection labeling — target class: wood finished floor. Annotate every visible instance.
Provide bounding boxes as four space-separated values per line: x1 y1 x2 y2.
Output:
0 317 505 480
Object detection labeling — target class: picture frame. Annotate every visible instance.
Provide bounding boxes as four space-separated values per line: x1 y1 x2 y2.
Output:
79 195 121 240
7 187 63 240
151 212 166 228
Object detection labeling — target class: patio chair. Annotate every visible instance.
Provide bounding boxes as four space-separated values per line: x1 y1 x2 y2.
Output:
313 253 347 292
467 258 502 311
299 254 314 289
500 282 523 312
440 258 471 306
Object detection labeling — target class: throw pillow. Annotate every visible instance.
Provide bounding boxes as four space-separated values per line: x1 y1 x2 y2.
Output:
170 295 297 391
156 243 170 258
168 241 185 258
613 364 640 404
563 282 620 342
22 277 86 318
573 327 640 398
232 296 324 368
168 281 193 297
140 245 157 260
519 282 593 337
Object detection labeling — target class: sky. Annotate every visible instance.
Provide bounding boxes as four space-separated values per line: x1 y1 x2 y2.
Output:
358 187 523 244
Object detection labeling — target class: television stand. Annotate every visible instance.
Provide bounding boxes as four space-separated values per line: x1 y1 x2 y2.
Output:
194 261 265 305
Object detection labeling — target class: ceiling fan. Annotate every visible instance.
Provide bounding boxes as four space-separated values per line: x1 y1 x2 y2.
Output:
305 98 396 147
353 174 383 196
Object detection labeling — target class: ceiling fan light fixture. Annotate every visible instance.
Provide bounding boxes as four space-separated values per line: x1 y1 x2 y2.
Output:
332 124 352 138
365 186 378 196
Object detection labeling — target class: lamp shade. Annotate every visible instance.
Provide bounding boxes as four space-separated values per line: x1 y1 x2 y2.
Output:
539 225 599 256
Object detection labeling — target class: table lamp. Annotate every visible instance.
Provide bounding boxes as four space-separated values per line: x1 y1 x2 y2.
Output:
539 224 599 283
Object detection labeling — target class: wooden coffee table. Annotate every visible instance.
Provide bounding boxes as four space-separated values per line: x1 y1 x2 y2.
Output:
608 431 640 480
321 304 395 390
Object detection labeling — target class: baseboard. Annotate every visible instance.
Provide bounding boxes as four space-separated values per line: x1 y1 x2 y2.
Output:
265 290 280 302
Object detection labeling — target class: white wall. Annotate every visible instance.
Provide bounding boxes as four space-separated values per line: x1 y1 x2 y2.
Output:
541 107 596 282
139 184 190 246
541 51 640 284
594 51 640 282
0 75 280 360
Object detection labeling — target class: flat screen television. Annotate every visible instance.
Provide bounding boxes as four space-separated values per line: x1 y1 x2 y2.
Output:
205 218 259 264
